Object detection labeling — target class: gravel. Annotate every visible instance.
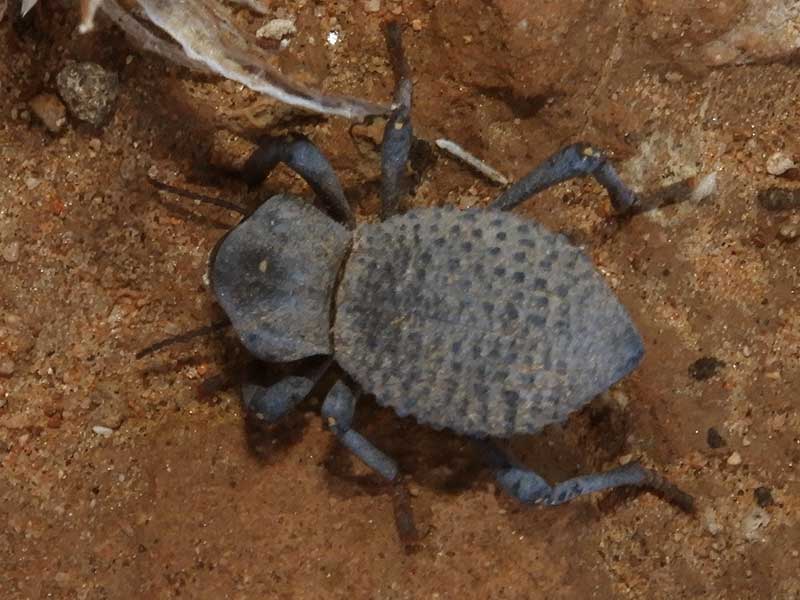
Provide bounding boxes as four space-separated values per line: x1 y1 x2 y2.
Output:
29 93 67 133
56 62 119 127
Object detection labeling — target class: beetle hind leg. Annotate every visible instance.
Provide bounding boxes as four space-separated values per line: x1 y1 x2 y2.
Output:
489 143 640 214
322 381 399 481
478 439 694 511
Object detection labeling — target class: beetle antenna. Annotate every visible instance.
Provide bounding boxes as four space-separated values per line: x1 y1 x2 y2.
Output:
148 177 248 215
136 319 231 359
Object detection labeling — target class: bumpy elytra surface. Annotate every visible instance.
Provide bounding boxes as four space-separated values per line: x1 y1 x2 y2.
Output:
334 207 644 438
212 196 350 362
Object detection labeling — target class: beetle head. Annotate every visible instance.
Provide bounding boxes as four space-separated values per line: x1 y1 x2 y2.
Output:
211 195 351 362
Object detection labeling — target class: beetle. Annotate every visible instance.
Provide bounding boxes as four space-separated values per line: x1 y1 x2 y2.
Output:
147 23 693 513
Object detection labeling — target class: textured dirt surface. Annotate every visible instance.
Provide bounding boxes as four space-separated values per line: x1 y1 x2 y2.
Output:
1 2 799 599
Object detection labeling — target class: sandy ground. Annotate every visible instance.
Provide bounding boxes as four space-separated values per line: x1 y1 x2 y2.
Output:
1 1 799 599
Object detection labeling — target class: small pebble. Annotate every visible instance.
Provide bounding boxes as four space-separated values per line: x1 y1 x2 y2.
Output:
707 427 726 449
88 138 102 152
777 222 799 243
364 0 381 12
29 93 67 134
766 151 795 176
0 358 15 377
703 508 722 536
25 177 40 190
411 19 423 31
689 356 725 381
57 62 119 127
754 486 774 508
2 241 20 263
727 451 742 466
91 425 114 437
256 18 296 40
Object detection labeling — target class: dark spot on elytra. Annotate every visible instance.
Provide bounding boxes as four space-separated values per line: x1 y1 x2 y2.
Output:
504 303 519 320
527 314 546 327
492 370 509 383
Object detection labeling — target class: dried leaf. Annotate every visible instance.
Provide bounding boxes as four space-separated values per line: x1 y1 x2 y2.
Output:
101 0 209 71
134 0 388 119
228 0 267 13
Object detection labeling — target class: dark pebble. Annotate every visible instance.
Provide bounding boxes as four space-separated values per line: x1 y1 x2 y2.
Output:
689 357 726 381
758 187 800 211
754 486 774 508
707 427 726 449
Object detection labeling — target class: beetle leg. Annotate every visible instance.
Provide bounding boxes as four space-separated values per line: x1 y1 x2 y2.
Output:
478 439 694 512
379 21 413 220
321 381 399 481
489 143 639 214
241 134 355 229
242 374 316 424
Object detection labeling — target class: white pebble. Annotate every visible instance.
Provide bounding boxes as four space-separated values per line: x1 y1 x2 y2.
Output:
0 359 15 377
766 151 795 176
727 451 742 466
703 508 722 536
364 0 381 12
2 241 19 263
256 18 297 41
92 425 114 437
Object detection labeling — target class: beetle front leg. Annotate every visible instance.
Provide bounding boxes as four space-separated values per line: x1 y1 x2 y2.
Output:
241 134 355 229
379 21 413 219
321 382 399 481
